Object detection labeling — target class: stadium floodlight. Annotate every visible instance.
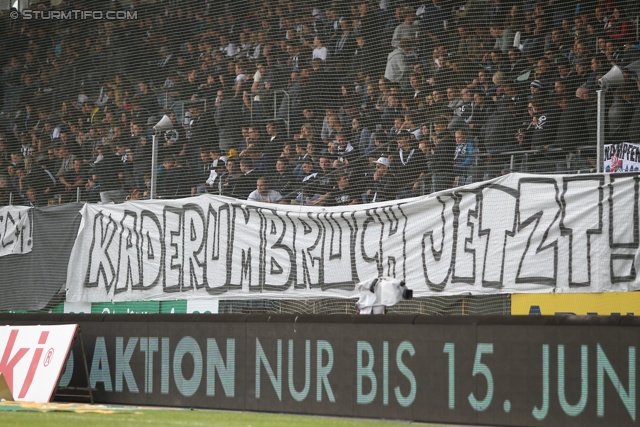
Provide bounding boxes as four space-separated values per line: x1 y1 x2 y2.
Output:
150 115 174 200
355 277 413 315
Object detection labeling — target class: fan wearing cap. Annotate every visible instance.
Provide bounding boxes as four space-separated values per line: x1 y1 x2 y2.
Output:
532 58 557 88
529 79 544 99
363 156 397 203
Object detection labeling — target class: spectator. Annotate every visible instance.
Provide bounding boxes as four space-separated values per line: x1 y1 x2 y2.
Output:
271 158 297 202
59 158 88 202
215 88 243 152
192 148 213 196
362 156 396 203
607 83 636 144
2 57 22 115
203 157 228 195
391 6 417 48
0 2 633 208
384 38 412 88
231 157 259 199
312 35 328 62
305 155 335 205
247 176 283 203
452 129 475 187
430 117 456 193
393 130 428 198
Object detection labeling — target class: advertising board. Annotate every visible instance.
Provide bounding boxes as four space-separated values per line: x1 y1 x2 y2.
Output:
3 314 633 427
0 324 77 402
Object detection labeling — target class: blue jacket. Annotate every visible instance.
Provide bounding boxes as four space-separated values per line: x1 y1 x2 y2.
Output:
453 140 475 173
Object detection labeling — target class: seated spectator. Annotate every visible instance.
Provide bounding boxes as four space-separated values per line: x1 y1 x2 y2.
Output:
191 148 213 196
362 157 397 203
231 157 259 199
324 133 356 164
156 156 178 199
54 143 77 179
315 170 359 207
604 8 631 41
247 176 283 203
312 35 328 62
271 158 297 202
59 158 88 202
203 158 228 195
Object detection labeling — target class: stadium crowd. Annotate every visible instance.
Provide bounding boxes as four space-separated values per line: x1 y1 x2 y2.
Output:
0 0 639 207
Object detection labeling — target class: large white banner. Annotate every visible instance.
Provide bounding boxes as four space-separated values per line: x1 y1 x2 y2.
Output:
66 173 640 303
0 324 77 402
0 206 32 257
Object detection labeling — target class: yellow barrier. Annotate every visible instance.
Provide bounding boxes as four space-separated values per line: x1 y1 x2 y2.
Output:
511 292 640 316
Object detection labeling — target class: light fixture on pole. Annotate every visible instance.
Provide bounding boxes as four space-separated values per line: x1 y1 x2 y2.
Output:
596 64 627 173
150 114 174 199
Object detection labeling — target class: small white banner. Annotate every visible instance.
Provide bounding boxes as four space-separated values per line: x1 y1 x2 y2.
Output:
0 324 77 402
0 206 33 257
604 142 640 173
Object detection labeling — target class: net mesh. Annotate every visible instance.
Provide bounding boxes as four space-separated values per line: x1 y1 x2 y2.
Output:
0 1 638 314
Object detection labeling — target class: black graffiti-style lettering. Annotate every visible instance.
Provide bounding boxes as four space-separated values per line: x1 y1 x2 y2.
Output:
85 211 119 290
297 213 323 289
608 175 639 283
116 210 142 295
621 143 629 161
321 212 358 290
263 210 296 292
163 207 184 293
360 205 407 280
360 209 383 277
451 190 479 285
183 204 207 291
560 176 604 287
0 209 32 253
516 179 562 286
21 210 33 252
0 210 15 249
421 195 456 292
378 205 407 279
228 204 265 291
139 210 163 290
479 185 518 288
204 203 235 295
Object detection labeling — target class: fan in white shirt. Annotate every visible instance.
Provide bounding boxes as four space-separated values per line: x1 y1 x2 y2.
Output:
247 177 283 203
